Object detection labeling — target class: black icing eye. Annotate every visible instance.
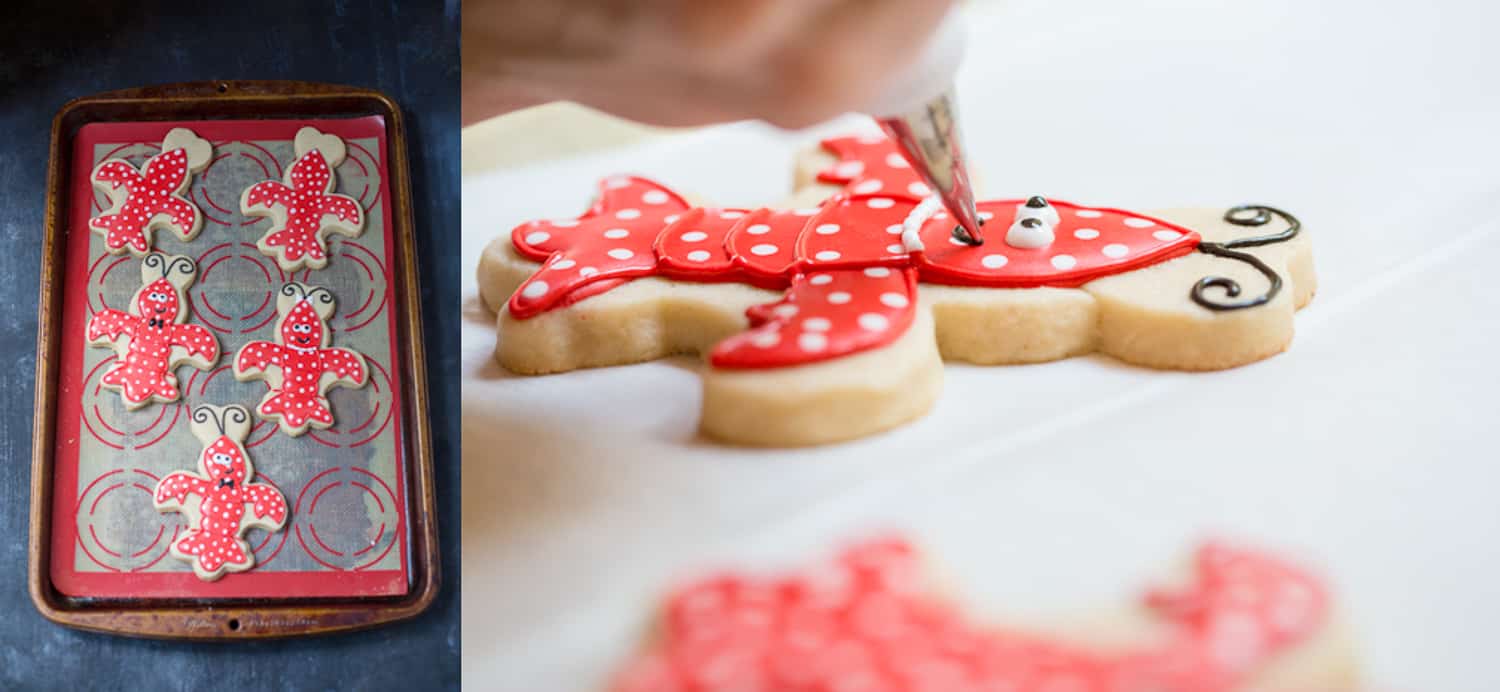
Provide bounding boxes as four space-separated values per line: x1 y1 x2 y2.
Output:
1020 217 1043 228
1025 195 1050 209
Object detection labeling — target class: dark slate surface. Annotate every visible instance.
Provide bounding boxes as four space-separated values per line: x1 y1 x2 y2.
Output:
0 2 460 689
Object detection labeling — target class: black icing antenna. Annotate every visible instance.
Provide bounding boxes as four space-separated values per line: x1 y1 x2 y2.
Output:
144 253 196 281
1190 205 1300 311
280 282 336 306
191 405 247 435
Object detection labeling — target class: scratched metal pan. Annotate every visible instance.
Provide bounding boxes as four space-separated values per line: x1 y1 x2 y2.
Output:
29 81 438 640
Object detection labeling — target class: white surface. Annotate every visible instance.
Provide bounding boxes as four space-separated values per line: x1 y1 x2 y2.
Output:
461 1 1500 690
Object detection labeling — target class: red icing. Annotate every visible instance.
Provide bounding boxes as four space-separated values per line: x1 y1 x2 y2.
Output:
86 275 218 407
245 148 364 266
712 267 917 368
612 538 1329 692
235 295 368 432
154 435 287 578
89 148 199 255
506 135 1203 370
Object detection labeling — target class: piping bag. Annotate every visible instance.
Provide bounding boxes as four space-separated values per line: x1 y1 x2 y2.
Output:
865 10 984 245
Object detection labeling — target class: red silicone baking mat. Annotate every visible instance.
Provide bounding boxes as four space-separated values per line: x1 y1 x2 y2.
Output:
49 117 409 599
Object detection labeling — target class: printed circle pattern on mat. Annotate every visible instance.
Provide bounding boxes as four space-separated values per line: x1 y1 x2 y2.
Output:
74 468 178 572
293 241 390 334
191 242 286 334
79 358 195 451
293 466 402 571
304 354 395 449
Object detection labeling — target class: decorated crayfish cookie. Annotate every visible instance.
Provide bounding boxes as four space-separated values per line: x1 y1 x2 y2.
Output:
240 126 365 271
477 133 1317 447
88 127 212 256
153 405 288 581
612 538 1358 691
85 253 219 410
233 282 368 436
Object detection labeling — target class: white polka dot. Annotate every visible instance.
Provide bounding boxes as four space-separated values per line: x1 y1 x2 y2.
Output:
772 304 799 318
521 281 548 298
885 153 909 168
866 197 895 209
981 254 1008 269
751 244 779 256
793 208 818 216
809 274 833 285
550 219 578 228
746 223 771 235
857 313 889 331
1051 254 1077 269
604 228 630 239
604 177 631 189
751 331 780 348
827 291 851 304
808 224 837 237
1073 228 1100 240
885 244 903 254
803 317 832 332
524 231 550 245
607 248 634 260
1123 217 1154 228
1076 209 1103 218
907 182 931 196
642 190 669 204
834 161 864 177
864 267 891 278
978 211 995 221
680 231 708 242
798 333 827 352
721 211 746 219
885 224 903 235
1153 230 1183 241
551 258 576 269
1102 243 1129 258
853 180 883 194
686 250 711 262
616 208 641 220
814 250 841 261
663 214 680 224
879 292 909 308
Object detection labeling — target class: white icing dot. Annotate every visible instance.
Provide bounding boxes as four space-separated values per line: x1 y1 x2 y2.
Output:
551 258 576 269
681 231 708 242
604 228 630 239
521 281 548 298
1123 217 1154 228
827 291 851 304
857 313 889 331
885 224 903 235
604 177 631 189
751 244 779 256
663 214 680 224
746 223 771 235
885 153 909 168
803 317 832 332
798 333 827 352
866 197 895 209
833 161 864 177
721 211 746 219
686 250 711 262
1073 228 1100 240
1153 230 1183 241
751 331 780 348
981 254 1008 269
809 274 833 285
814 250 841 261
885 244 903 254
978 211 995 221
642 190 669 204
552 219 579 228
879 292 909 308
1102 243 1129 258
524 231 550 245
1051 254 1078 269
772 304 799 318
793 208 818 216
607 248 634 260
816 223 840 235
864 267 891 278
1076 209 1103 218
616 208 642 220
853 180 883 194
907 182 931 196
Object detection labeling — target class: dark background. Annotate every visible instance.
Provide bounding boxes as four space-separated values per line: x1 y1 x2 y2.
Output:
0 1 460 689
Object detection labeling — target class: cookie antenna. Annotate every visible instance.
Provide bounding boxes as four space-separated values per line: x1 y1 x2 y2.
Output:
223 405 249 427
191 405 227 435
1188 206 1299 311
281 282 310 302
305 286 336 307
164 256 197 280
142 252 167 277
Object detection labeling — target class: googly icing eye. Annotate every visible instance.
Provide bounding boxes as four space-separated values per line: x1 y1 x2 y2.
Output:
210 452 232 466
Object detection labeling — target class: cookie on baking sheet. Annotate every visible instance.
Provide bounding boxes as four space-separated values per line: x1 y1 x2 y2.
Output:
612 537 1359 692
88 127 212 256
233 282 368 436
153 404 288 582
240 126 366 271
477 131 1316 447
85 252 219 410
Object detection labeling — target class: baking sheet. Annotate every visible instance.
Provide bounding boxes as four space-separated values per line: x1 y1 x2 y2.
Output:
460 0 1500 689
51 117 410 599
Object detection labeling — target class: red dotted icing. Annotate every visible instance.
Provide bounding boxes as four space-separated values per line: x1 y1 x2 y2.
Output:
87 276 219 406
155 436 286 578
89 148 199 255
235 297 367 433
612 538 1329 692
712 267 917 368
506 135 1203 370
245 148 364 266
